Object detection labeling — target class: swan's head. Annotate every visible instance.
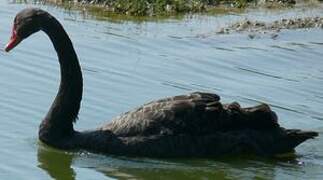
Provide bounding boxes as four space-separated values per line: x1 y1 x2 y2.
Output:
5 8 46 52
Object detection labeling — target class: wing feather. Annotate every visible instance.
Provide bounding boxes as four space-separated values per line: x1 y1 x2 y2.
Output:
101 92 221 137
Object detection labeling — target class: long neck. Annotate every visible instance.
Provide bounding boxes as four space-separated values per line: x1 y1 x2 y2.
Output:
39 15 83 143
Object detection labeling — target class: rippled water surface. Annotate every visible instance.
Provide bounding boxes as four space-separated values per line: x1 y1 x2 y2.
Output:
0 1 323 179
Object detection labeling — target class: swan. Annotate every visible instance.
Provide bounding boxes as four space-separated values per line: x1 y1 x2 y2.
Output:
4 8 318 157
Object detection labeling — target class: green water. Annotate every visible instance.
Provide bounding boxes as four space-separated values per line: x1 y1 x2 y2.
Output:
0 1 322 179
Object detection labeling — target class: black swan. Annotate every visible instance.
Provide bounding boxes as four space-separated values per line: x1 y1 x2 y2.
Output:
5 8 318 157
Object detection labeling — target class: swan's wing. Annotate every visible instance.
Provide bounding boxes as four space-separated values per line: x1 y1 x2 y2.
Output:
100 92 222 137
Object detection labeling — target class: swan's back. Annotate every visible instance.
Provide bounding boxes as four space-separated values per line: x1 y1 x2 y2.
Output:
101 92 278 137
102 92 220 136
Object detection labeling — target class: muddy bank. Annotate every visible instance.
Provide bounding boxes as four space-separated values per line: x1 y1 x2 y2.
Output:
217 16 323 36
43 0 308 16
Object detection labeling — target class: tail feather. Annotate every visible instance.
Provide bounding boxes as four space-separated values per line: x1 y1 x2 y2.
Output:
286 129 318 141
252 128 318 155
274 129 319 154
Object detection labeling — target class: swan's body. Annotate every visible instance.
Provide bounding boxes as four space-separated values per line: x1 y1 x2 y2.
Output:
5 8 318 157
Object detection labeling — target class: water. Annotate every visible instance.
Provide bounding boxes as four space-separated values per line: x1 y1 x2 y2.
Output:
0 1 322 179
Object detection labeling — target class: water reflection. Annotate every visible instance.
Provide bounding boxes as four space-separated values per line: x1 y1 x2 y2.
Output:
37 144 76 180
38 143 300 179
37 144 229 179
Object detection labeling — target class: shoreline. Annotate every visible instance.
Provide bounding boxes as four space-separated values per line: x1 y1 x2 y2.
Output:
41 0 319 16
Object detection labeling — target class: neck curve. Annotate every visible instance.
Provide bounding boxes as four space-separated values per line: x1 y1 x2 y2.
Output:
38 14 83 144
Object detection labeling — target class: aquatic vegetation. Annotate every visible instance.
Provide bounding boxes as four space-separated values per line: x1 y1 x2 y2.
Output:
217 16 323 34
44 0 260 16
18 0 318 16
87 0 226 16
